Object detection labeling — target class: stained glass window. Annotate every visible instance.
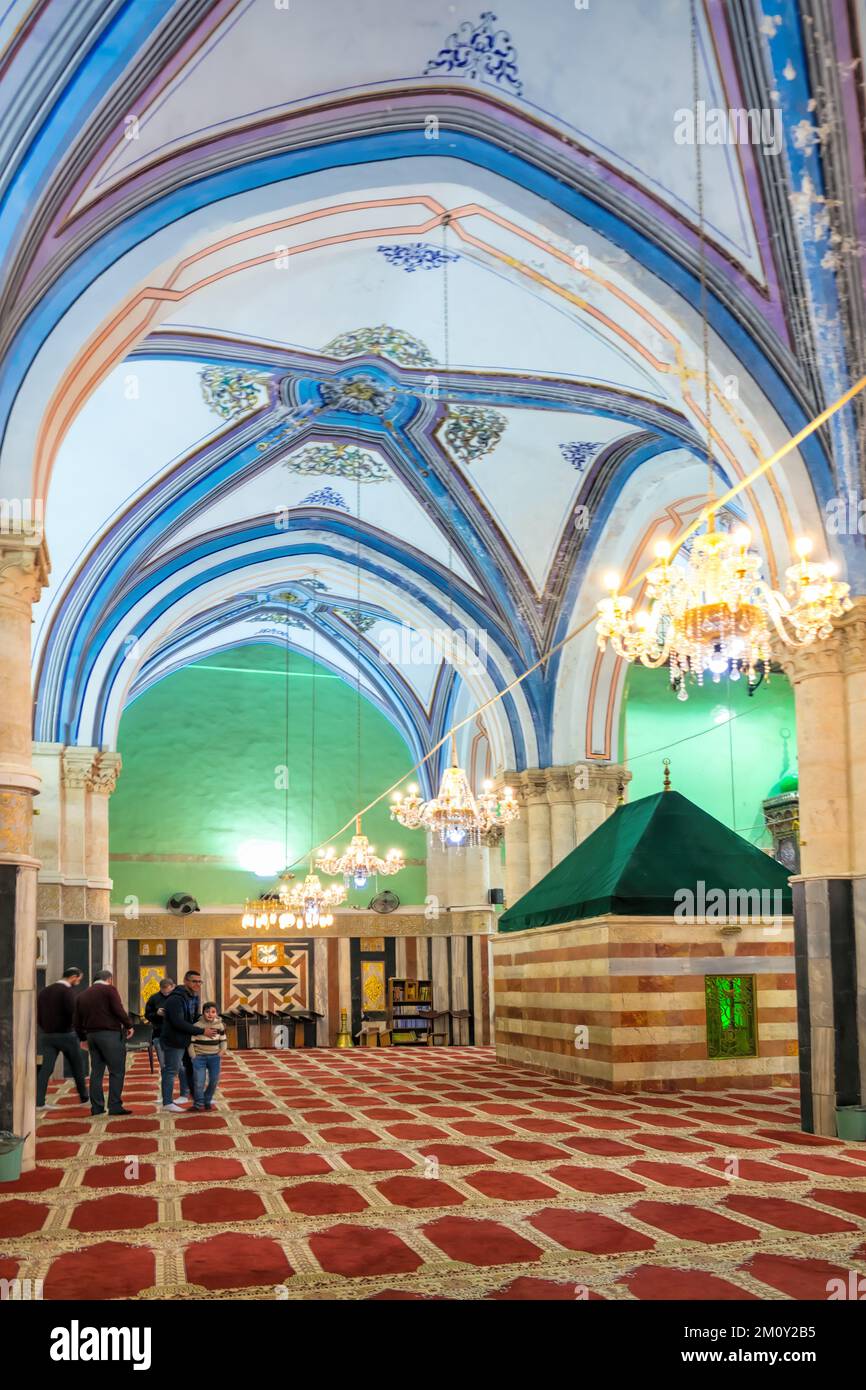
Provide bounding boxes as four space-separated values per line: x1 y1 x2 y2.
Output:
705 975 757 1058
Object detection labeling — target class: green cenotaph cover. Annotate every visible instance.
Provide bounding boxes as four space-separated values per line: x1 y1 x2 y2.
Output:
498 789 793 933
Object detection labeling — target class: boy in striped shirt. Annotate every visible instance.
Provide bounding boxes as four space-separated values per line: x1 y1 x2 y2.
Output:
188 1002 228 1111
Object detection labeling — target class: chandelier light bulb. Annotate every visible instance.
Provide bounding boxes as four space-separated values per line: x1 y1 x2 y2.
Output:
603 571 620 592
795 536 813 558
733 526 752 548
654 539 672 560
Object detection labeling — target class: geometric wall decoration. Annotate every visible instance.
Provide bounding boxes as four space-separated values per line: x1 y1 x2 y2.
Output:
218 939 311 1013
139 940 166 956
359 937 385 953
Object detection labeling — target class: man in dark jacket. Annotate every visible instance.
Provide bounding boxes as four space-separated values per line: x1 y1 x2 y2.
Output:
160 970 216 1112
73 969 135 1116
145 977 190 1102
36 966 88 1108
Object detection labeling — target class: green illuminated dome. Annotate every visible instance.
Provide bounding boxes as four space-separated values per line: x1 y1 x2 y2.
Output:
767 771 799 798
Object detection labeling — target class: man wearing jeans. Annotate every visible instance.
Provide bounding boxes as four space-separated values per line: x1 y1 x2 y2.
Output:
73 969 135 1116
145 977 190 1101
36 966 88 1109
160 971 216 1113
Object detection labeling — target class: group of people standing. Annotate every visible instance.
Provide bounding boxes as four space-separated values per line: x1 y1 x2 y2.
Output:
36 966 228 1115
144 973 227 1111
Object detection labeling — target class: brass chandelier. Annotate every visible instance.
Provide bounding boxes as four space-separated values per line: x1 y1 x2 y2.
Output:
392 737 519 847
241 871 296 931
318 816 403 889
282 868 345 928
597 527 851 699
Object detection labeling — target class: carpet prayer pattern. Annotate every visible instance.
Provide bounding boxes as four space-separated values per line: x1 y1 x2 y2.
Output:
2 1049 866 1300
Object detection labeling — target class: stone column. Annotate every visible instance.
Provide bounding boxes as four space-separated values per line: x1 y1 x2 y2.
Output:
86 752 122 969
503 810 530 907
502 764 629 905
573 763 629 844
0 538 49 1170
780 601 866 1134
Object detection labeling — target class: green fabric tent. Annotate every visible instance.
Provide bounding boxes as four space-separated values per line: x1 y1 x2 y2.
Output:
498 789 792 932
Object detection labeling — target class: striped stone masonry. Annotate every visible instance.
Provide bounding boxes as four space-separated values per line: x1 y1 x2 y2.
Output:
492 915 798 1092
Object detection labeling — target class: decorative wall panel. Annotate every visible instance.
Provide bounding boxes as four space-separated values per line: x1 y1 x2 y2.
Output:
217 939 311 1012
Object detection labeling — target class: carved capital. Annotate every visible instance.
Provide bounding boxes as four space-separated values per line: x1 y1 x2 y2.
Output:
499 763 631 811
89 752 122 795
61 747 97 790
0 538 50 611
573 762 631 807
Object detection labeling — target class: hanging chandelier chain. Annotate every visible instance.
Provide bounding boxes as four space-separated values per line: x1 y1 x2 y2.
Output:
690 0 713 511
283 595 290 868
355 467 362 811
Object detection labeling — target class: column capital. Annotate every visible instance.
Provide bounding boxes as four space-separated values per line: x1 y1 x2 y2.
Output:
572 762 631 805
89 752 122 795
499 763 630 808
61 747 99 790
0 537 50 609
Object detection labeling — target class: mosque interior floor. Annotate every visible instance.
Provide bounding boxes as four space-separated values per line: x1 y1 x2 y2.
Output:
2 1047 866 1300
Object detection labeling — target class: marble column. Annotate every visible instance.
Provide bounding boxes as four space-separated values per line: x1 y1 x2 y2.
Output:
502 764 629 905
0 538 49 1170
781 601 866 1134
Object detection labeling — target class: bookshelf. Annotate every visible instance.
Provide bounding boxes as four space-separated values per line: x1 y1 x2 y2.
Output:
388 977 433 1045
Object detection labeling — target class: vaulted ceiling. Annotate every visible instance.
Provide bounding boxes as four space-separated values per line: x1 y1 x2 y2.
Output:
2 0 864 782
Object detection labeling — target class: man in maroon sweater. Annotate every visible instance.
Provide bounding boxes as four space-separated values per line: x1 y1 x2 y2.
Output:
36 966 88 1108
73 969 135 1115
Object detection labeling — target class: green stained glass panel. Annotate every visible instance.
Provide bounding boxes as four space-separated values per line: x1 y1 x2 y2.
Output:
705 975 757 1059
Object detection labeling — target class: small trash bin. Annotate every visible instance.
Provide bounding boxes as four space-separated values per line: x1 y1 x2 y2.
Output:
0 1131 27 1183
836 1105 866 1141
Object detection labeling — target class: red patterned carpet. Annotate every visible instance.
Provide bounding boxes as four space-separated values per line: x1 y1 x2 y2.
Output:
2 1047 866 1300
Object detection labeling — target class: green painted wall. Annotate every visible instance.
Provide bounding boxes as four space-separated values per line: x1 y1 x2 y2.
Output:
622 666 797 847
110 643 426 909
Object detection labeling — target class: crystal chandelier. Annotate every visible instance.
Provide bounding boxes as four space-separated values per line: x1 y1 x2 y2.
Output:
317 816 404 889
391 738 519 846
242 872 296 930
596 526 851 698
282 869 346 928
